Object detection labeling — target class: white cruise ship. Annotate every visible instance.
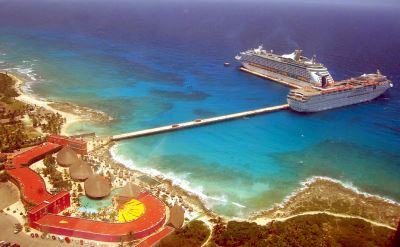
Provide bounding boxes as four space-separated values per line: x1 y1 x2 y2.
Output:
287 71 393 112
235 45 334 87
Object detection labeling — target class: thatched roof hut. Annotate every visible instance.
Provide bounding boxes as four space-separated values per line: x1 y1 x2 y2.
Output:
168 204 185 229
69 160 93 181
56 146 79 167
84 174 111 199
118 183 141 198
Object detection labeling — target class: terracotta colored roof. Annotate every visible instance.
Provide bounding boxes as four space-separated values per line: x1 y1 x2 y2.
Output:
8 167 52 205
7 142 61 205
8 142 168 243
48 134 86 146
12 142 62 168
30 191 70 215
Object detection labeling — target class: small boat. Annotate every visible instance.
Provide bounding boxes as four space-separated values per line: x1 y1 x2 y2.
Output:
224 62 230 67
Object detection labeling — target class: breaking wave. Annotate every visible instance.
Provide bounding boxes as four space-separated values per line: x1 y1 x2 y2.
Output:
276 175 400 210
109 144 247 211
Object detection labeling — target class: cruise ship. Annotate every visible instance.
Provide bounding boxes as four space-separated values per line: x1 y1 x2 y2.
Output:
287 71 393 112
235 45 334 87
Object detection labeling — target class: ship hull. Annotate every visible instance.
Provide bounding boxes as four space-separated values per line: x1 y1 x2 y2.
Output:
236 46 334 88
288 83 391 112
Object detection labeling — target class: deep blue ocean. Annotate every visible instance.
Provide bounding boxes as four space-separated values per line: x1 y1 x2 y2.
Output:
1 0 399 217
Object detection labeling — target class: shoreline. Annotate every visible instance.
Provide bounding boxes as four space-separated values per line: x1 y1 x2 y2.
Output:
109 141 400 228
7 72 112 135
5 71 399 228
105 143 215 217
250 176 400 228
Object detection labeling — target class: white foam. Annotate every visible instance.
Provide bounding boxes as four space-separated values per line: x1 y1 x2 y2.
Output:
110 146 400 217
232 202 246 208
4 63 39 83
275 176 400 210
15 67 37 81
110 144 246 210
307 176 400 205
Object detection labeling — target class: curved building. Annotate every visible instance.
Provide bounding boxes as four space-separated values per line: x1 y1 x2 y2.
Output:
9 142 168 243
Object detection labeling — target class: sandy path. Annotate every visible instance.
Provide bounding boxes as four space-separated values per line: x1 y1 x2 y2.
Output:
7 73 81 135
255 211 397 231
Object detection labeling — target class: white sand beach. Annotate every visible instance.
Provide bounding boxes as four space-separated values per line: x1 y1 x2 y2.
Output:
8 73 81 135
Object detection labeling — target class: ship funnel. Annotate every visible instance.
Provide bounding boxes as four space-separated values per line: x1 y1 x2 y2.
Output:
312 55 317 64
294 49 302 61
321 75 329 88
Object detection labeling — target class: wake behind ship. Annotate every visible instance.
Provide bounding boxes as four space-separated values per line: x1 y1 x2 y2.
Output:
235 45 334 88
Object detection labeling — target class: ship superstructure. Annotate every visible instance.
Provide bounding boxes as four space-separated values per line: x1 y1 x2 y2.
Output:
287 71 393 112
235 45 334 87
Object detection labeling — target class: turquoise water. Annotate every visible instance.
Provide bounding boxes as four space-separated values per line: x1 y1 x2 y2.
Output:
0 1 399 217
79 189 121 213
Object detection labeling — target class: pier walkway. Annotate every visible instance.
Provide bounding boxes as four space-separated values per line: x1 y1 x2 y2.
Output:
112 104 289 141
240 67 303 89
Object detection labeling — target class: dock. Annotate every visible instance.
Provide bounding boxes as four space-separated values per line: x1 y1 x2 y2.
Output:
112 104 289 141
239 67 303 89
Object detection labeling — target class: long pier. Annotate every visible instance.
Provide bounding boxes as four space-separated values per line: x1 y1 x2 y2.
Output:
112 104 289 141
239 67 303 89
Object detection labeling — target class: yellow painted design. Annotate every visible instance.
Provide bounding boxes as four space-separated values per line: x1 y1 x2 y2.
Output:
59 220 68 224
117 199 145 223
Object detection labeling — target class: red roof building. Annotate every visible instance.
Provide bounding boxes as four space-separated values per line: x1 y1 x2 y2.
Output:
48 135 87 155
8 142 169 243
34 193 166 242
7 143 62 205
29 191 71 227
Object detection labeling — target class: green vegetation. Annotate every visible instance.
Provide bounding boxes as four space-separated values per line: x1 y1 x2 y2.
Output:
209 214 396 247
0 73 41 151
0 72 66 152
0 73 19 97
28 111 66 134
159 220 210 247
0 73 25 115
0 122 44 152
77 183 83 192
42 155 72 191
